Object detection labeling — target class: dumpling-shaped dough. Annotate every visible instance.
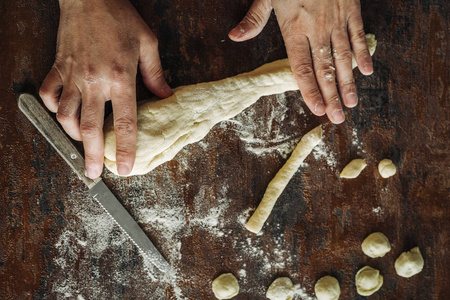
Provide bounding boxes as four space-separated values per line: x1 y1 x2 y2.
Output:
355 266 383 296
378 159 397 178
395 247 424 278
340 159 367 179
361 232 391 258
314 276 340 300
266 277 294 300
212 273 239 299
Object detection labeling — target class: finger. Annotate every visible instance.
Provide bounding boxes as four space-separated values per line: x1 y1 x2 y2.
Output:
139 32 173 99
331 29 358 108
79 92 105 179
228 0 272 41
57 83 82 141
310 39 345 124
39 66 63 112
348 11 373 75
283 33 326 116
110 84 137 176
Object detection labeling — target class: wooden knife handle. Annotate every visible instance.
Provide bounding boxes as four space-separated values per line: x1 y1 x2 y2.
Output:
18 93 98 188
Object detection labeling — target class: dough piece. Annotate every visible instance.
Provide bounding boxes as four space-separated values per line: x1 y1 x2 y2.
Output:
339 159 367 179
314 276 340 300
104 35 376 176
352 34 377 69
355 266 383 296
395 247 424 278
378 159 397 178
266 277 294 300
245 125 323 233
361 232 391 258
212 273 239 299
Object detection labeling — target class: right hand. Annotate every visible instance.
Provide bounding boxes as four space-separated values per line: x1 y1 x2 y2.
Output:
39 0 173 179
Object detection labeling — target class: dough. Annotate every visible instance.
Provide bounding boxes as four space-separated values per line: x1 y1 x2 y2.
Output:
361 232 391 258
352 34 377 69
211 273 239 299
395 247 424 278
266 277 294 300
245 125 323 233
314 276 340 300
355 266 383 296
339 159 367 179
378 159 397 178
103 35 376 176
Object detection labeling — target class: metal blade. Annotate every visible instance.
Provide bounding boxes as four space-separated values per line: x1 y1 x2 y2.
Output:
89 180 171 273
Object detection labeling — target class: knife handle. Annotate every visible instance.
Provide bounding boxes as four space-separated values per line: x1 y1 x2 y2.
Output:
18 93 99 188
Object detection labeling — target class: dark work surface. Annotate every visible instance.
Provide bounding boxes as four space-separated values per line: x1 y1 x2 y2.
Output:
0 0 449 299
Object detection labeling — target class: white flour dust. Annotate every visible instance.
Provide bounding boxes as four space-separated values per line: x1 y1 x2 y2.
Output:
51 93 318 299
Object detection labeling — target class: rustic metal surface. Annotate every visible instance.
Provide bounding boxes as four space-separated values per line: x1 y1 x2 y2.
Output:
1 0 449 299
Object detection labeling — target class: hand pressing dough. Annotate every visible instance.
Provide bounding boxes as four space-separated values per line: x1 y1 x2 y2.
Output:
266 277 294 300
378 159 397 178
352 34 377 69
212 273 239 299
314 276 340 300
361 232 391 258
339 159 367 179
355 266 383 296
245 126 323 233
395 247 424 278
103 34 376 176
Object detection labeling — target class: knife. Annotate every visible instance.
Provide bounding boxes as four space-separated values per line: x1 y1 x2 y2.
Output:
18 93 171 274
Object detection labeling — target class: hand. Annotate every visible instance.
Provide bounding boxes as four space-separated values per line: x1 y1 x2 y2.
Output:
39 0 173 179
229 0 373 124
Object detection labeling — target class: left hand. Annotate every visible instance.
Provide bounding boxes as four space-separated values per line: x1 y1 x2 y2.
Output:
229 0 373 124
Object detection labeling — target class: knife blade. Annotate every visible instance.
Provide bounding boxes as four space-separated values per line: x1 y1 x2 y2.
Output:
18 93 171 273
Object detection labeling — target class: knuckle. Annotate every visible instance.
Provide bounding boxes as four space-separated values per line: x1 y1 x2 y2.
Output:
80 122 100 138
244 10 265 28
115 147 134 159
304 87 322 100
292 63 315 80
333 49 353 63
317 64 335 80
351 28 367 42
326 94 341 104
355 48 370 59
114 117 136 136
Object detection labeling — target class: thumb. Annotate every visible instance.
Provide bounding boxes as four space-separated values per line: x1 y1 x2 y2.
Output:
228 0 273 42
139 32 173 99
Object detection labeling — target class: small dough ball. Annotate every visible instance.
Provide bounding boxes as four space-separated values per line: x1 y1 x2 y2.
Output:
266 277 294 300
314 276 340 300
361 232 392 258
355 266 383 296
395 247 424 278
212 273 239 299
378 159 397 178
340 159 367 179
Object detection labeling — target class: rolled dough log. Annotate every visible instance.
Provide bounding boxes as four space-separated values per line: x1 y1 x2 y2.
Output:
245 125 323 234
103 35 376 176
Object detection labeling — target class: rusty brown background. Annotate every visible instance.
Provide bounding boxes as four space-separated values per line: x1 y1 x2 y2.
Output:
0 0 449 299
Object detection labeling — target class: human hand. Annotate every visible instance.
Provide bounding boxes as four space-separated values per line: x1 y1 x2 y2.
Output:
39 0 173 179
229 0 373 124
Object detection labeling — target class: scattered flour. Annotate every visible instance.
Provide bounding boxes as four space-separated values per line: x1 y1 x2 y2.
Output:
50 93 317 299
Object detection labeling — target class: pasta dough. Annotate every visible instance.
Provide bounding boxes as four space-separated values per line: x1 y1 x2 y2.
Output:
361 232 391 258
395 247 424 278
355 266 383 296
103 35 376 176
245 125 323 233
378 159 397 178
339 159 367 179
266 277 294 300
211 273 239 299
314 276 340 300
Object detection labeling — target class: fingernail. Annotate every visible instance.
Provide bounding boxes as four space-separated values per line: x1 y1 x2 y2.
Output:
314 102 326 115
229 25 245 39
364 62 373 75
332 109 345 123
117 163 130 176
86 165 101 179
346 93 358 107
